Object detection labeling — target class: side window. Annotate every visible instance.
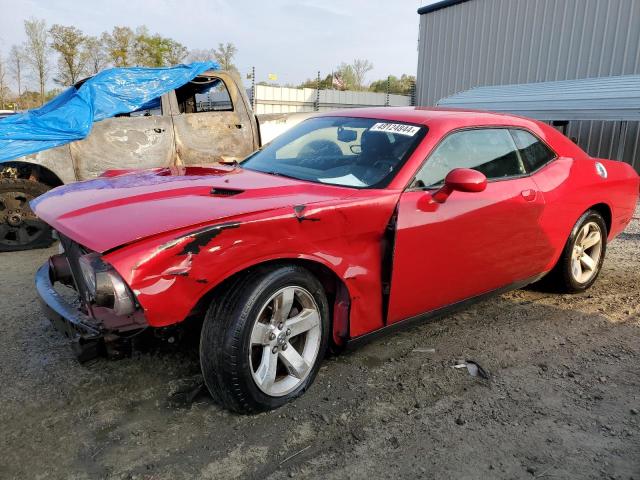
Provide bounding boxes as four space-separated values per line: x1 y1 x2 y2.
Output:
412 128 526 188
510 129 556 172
175 77 233 114
116 96 162 117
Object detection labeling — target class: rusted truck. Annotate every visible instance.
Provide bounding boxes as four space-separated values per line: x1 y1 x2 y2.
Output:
0 70 309 251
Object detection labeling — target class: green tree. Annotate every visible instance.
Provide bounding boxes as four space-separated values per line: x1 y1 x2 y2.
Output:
101 26 135 67
333 63 357 90
132 27 187 67
15 90 42 109
133 27 166 67
165 39 188 65
49 24 89 85
213 42 237 71
23 18 50 105
298 73 333 90
369 74 416 95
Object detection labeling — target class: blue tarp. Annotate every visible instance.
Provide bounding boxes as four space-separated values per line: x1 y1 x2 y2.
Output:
0 61 219 162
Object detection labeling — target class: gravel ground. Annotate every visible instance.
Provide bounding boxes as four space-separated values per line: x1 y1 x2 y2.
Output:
1 206 639 480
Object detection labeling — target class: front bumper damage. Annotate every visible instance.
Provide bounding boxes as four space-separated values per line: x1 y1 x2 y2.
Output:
35 260 105 362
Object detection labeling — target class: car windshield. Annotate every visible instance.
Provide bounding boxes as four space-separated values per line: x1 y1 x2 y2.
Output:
242 116 426 188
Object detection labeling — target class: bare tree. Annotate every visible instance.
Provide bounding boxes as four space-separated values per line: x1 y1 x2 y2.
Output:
101 26 135 67
188 48 216 63
351 59 373 90
8 45 24 99
84 36 109 74
213 42 238 71
165 39 188 66
0 56 9 109
23 18 50 105
49 24 89 86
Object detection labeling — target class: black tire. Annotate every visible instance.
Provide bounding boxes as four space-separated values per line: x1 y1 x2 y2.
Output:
0 178 55 252
545 210 607 293
200 265 330 413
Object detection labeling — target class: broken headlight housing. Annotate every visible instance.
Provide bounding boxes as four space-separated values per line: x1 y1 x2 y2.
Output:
78 253 136 316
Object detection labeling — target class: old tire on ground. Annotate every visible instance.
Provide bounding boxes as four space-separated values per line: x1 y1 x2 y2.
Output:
200 265 330 413
546 210 607 293
0 178 54 252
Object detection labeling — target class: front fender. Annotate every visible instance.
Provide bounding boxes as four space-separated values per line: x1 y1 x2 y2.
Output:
103 193 399 338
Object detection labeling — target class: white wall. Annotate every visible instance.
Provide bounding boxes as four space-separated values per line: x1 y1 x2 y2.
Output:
253 85 411 114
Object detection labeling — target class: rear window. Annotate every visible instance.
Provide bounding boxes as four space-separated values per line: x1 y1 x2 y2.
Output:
511 129 556 172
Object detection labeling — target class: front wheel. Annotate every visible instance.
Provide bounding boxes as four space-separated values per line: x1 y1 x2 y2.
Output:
547 210 607 293
200 265 329 413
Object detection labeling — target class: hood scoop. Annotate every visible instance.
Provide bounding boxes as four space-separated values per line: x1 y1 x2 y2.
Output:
210 187 244 197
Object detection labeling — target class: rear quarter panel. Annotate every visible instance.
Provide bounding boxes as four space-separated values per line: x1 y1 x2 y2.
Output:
531 156 639 271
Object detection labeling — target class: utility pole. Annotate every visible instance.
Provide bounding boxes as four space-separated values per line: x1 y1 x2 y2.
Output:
314 70 320 112
385 75 390 106
251 66 256 111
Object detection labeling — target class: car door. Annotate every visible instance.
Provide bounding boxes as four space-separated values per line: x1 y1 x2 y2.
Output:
168 72 256 165
70 94 175 180
387 127 550 324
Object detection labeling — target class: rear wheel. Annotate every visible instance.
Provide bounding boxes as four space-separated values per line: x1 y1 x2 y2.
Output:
200 265 329 413
547 210 607 293
0 179 54 252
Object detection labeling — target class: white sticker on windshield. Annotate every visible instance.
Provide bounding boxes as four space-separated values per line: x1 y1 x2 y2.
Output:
370 122 420 136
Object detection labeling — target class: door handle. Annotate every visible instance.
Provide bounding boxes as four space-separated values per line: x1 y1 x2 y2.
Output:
521 189 537 201
153 128 165 133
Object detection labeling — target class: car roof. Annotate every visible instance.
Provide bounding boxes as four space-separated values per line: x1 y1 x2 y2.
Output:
316 106 546 130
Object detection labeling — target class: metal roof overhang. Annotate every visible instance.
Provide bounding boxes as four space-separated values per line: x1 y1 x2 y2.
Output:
417 0 472 15
436 75 640 121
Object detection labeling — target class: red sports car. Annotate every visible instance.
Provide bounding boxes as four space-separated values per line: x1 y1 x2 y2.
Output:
33 108 639 412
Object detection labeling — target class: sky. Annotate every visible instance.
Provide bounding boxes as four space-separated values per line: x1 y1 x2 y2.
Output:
0 0 438 89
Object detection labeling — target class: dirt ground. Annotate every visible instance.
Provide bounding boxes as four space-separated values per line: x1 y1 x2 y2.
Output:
1 207 639 480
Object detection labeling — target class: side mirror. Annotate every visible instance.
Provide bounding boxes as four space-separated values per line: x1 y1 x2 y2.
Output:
432 168 487 203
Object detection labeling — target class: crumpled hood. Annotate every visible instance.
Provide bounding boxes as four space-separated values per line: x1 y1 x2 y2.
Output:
32 166 353 252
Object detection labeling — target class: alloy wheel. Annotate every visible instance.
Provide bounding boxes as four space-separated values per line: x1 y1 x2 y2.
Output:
570 221 603 284
249 286 322 397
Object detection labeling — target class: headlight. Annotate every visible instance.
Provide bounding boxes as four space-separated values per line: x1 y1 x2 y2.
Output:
78 253 137 316
78 253 99 296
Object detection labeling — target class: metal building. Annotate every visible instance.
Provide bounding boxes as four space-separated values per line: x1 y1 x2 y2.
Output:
438 75 640 169
416 0 640 169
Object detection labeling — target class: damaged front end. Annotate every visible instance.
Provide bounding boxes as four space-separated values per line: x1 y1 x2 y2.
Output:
35 233 147 361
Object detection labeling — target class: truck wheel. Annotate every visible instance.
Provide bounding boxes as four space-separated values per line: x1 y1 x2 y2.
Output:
200 265 329 413
0 178 55 252
546 210 607 293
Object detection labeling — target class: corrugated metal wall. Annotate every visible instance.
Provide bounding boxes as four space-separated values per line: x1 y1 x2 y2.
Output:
416 0 640 168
